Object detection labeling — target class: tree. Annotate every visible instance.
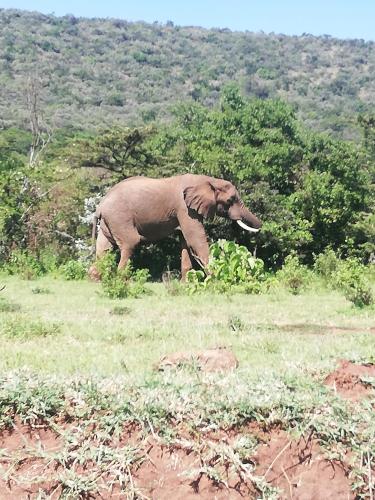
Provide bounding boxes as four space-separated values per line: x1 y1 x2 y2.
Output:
66 127 160 180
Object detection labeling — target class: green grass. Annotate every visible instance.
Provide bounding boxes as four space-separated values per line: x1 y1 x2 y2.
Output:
0 275 373 377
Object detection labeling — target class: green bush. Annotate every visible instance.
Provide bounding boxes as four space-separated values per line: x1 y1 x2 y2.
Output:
2 249 60 280
186 240 267 294
275 254 312 294
331 258 373 307
96 253 150 299
4 250 45 280
61 260 88 280
313 249 341 280
314 251 373 307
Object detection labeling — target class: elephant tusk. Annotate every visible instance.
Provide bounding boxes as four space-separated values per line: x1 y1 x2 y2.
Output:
236 220 260 233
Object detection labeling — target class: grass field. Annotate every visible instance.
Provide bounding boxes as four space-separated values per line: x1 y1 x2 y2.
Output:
0 274 374 498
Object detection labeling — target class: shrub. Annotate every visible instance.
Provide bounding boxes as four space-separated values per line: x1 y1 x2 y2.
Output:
96 253 150 299
186 240 267 294
331 258 373 307
4 250 45 280
313 249 341 280
61 260 88 280
2 249 60 280
275 254 312 294
314 251 373 307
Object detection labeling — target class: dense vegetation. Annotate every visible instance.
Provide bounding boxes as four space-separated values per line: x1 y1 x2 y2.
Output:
1 9 375 139
0 9 374 281
1 87 374 275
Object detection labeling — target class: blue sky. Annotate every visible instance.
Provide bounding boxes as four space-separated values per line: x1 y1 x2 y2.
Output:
1 0 374 41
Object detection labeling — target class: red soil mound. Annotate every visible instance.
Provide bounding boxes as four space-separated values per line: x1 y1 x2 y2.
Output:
255 430 354 500
0 424 63 499
157 347 239 372
324 359 375 401
133 438 254 499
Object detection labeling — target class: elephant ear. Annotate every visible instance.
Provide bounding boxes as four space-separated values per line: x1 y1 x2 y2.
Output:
183 182 216 219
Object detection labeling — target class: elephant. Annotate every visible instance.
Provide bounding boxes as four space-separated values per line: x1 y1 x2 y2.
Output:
90 174 262 280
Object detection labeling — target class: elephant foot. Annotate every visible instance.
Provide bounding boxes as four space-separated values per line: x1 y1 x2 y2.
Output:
88 264 101 282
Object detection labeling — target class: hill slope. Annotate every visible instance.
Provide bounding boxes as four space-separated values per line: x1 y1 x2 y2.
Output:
1 9 375 138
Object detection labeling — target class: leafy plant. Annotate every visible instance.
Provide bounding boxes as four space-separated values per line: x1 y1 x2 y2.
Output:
61 259 88 280
96 253 150 299
187 240 267 293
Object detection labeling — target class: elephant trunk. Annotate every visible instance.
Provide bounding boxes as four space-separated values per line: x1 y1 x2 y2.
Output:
231 202 262 233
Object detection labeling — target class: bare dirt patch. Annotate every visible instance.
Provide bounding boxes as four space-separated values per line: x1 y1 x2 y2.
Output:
275 323 375 335
255 429 354 500
0 419 359 500
0 423 63 499
324 359 375 401
133 438 255 499
157 347 239 372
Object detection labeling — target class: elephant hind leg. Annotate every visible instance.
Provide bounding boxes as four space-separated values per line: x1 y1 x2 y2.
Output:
96 228 114 259
88 229 114 282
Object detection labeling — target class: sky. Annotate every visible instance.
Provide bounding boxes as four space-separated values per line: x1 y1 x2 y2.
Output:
0 0 374 41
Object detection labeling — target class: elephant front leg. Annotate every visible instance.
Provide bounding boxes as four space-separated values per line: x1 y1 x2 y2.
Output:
177 212 210 274
179 233 194 281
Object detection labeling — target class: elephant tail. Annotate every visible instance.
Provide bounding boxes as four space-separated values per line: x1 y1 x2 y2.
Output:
91 210 101 255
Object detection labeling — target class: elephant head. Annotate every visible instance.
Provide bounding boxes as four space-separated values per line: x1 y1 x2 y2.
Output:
183 177 261 233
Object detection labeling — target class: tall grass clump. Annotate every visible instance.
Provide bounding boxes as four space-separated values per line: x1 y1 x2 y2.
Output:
1 316 61 340
0 297 21 313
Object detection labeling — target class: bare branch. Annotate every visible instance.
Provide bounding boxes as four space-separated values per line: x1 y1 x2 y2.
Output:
26 75 53 166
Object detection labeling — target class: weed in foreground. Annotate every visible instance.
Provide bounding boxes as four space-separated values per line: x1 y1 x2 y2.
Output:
228 315 245 332
31 286 51 295
0 297 21 312
110 305 132 316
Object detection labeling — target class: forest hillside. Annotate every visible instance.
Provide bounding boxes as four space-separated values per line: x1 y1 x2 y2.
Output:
1 8 375 139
